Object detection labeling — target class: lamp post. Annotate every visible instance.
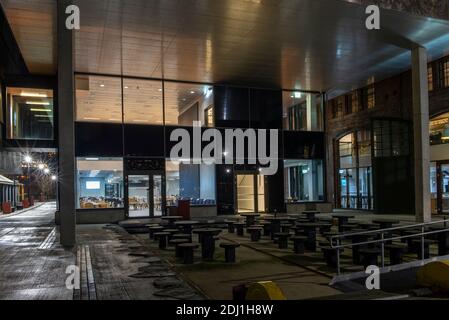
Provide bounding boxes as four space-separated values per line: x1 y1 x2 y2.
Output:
24 155 32 202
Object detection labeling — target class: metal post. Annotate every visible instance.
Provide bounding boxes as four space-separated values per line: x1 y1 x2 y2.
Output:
336 238 341 275
381 232 385 268
421 226 425 261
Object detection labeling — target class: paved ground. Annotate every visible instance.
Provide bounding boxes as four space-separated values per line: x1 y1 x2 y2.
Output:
0 203 202 300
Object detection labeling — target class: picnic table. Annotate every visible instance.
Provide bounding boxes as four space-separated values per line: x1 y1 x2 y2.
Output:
332 214 355 232
296 222 323 251
193 228 222 260
161 216 183 227
302 210 320 222
372 218 400 229
174 220 200 234
240 213 260 227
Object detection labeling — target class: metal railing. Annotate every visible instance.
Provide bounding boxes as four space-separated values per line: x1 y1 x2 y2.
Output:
329 219 449 275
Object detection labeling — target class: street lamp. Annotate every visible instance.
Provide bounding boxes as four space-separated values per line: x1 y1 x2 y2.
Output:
38 163 45 170
24 155 33 202
51 175 57 181
44 168 50 174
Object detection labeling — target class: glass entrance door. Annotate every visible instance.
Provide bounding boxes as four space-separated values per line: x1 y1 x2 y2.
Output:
127 172 165 218
237 175 255 213
236 173 265 214
438 163 449 214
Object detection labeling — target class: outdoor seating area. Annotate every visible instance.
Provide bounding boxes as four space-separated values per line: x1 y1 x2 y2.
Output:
140 211 449 278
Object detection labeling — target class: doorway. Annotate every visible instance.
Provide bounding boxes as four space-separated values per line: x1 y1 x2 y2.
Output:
435 161 449 214
235 173 265 214
126 171 165 218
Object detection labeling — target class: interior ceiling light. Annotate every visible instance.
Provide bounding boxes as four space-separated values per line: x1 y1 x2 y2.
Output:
20 92 47 98
26 101 50 106
30 108 52 112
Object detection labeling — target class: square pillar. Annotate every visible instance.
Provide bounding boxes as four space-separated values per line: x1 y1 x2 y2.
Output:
58 0 76 246
412 46 431 223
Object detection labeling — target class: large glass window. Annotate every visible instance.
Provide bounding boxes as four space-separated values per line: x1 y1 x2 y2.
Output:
283 92 323 131
430 112 449 145
76 157 124 209
442 60 449 88
284 159 324 202
6 87 54 140
75 75 122 123
123 79 163 124
166 160 216 205
337 130 373 210
373 120 410 157
164 82 214 126
428 66 434 91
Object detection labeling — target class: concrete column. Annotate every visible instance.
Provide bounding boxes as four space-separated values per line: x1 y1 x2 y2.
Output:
58 0 76 246
306 94 317 131
412 46 431 223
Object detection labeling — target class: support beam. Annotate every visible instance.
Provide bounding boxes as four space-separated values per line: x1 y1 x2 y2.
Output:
58 0 76 246
412 46 431 223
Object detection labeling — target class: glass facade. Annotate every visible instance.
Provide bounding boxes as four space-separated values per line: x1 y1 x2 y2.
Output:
6 87 54 140
166 161 216 206
284 159 324 202
283 91 323 131
75 75 122 123
430 112 449 145
76 157 124 209
124 79 163 125
164 82 214 126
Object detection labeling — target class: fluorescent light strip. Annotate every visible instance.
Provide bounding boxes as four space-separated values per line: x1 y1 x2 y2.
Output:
35 115 52 118
20 92 48 98
26 101 50 106
83 117 101 121
30 108 52 112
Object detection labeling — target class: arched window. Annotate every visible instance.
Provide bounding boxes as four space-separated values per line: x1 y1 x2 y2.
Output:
336 130 373 210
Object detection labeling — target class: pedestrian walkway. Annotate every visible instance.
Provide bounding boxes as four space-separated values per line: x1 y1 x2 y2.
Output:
0 203 201 300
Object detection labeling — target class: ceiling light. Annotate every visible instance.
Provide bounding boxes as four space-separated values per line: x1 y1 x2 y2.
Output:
100 84 105 87
20 92 47 98
190 91 195 94
51 175 57 181
24 155 33 164
44 168 50 174
124 86 129 89
158 89 163 92
26 101 50 106
34 115 52 118
85 158 99 161
30 108 52 112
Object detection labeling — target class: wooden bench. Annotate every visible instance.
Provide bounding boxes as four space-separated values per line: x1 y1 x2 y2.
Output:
385 243 408 265
148 226 165 239
274 233 291 249
220 242 241 263
172 233 192 242
320 245 339 268
178 243 199 264
163 229 180 240
169 239 190 258
247 227 263 242
280 223 292 233
290 236 307 254
234 223 246 237
359 248 381 268
224 221 236 233
154 232 171 250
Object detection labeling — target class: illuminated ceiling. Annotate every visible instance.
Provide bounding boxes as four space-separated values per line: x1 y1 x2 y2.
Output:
2 0 449 96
